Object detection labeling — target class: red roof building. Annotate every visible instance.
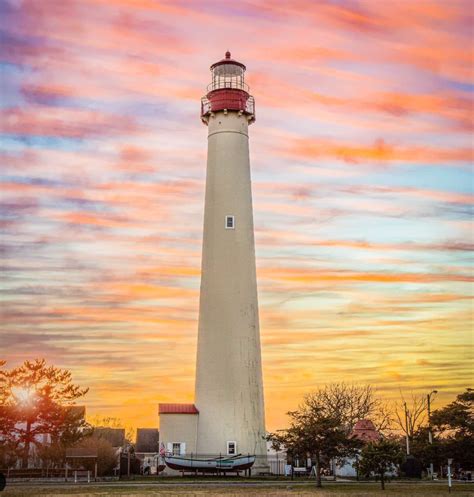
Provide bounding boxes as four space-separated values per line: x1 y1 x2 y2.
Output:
158 403 199 415
351 419 381 443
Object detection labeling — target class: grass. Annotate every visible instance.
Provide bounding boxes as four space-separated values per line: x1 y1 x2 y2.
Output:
3 482 473 497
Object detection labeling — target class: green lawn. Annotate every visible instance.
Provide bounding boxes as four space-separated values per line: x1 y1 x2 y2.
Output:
3 483 473 497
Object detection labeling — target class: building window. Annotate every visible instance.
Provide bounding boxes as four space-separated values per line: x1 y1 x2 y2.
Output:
172 443 181 456
225 215 235 229
227 441 237 455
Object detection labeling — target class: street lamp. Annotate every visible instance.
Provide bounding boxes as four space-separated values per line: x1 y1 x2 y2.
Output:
447 458 453 493
427 390 438 479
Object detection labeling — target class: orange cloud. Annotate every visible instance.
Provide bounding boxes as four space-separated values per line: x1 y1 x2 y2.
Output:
259 267 473 285
371 92 473 132
282 137 472 164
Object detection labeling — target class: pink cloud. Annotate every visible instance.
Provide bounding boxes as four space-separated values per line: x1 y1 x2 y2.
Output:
0 107 140 138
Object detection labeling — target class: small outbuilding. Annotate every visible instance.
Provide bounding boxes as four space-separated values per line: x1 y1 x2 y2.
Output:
158 403 199 459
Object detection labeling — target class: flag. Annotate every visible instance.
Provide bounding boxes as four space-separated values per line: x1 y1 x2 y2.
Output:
159 442 166 457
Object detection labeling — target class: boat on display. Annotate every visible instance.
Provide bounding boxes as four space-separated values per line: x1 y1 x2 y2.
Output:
164 453 255 472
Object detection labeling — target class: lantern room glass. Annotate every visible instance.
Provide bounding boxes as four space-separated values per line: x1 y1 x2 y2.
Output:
208 63 249 92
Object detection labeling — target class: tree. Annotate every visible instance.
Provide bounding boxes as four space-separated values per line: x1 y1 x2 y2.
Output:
358 438 403 490
409 426 445 472
0 359 89 468
309 383 393 434
37 406 92 469
0 360 18 467
430 389 474 471
268 385 369 487
269 410 352 487
76 436 117 476
430 389 473 437
0 434 19 469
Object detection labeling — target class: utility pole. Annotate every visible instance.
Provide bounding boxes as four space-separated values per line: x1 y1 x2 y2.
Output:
404 402 410 455
427 390 438 479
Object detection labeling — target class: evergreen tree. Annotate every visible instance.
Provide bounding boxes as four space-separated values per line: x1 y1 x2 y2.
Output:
430 389 474 471
0 359 90 468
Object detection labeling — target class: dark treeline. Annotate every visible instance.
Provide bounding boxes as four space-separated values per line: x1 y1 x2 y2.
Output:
1 359 472 485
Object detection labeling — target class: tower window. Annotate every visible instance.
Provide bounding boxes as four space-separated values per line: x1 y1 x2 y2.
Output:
227 441 237 455
225 215 235 229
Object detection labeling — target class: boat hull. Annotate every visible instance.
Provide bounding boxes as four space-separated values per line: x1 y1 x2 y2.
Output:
164 455 255 472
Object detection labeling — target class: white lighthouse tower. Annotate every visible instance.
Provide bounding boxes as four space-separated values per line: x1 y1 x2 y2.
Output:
158 53 267 472
195 52 267 462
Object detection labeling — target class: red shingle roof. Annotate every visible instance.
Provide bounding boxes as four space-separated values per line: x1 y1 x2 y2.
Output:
159 403 199 414
351 419 381 442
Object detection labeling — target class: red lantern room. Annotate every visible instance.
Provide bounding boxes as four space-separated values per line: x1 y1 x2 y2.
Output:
201 51 255 125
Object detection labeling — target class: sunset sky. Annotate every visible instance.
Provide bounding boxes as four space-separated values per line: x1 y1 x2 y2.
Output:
1 0 473 432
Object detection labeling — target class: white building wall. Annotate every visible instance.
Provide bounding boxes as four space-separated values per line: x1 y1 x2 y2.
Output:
336 458 358 477
159 414 198 456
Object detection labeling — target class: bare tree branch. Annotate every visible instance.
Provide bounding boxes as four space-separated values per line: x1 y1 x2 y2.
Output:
394 391 428 438
304 383 382 433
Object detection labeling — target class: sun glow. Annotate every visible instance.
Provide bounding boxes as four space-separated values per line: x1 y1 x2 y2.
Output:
11 386 35 404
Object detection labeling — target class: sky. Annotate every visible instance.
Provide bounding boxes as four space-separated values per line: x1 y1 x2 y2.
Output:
1 0 473 432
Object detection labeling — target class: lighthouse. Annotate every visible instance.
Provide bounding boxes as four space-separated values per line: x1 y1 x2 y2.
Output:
195 52 267 461
158 52 267 470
